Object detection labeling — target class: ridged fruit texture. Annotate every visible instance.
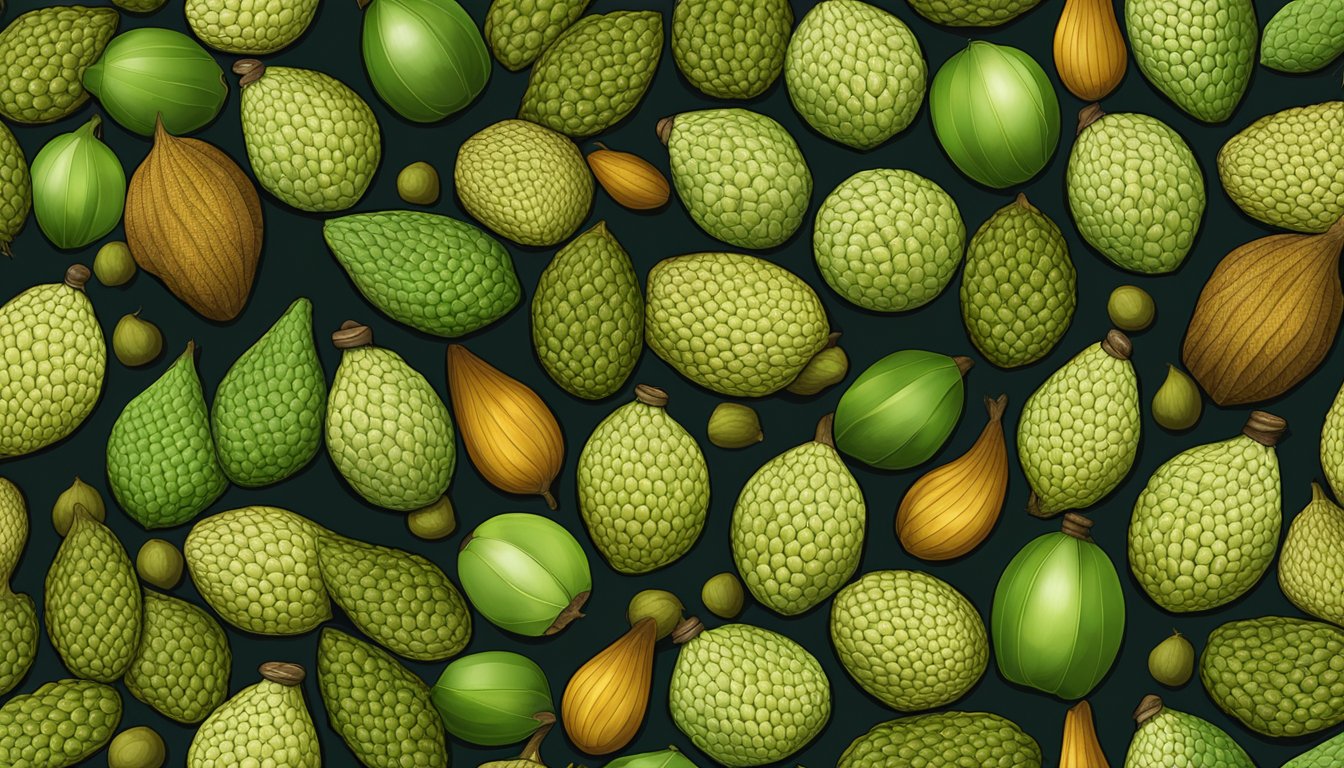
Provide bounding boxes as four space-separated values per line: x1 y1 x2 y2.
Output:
0 6 117 123
1325 380 1344 501
0 679 121 767
671 0 791 99
1124 704 1254 767
0 122 30 253
1124 0 1256 122
185 0 318 54
123 590 231 724
187 670 319 768
837 711 1042 768
1261 0 1344 73
484 0 590 71
1218 102 1344 233
906 0 1041 26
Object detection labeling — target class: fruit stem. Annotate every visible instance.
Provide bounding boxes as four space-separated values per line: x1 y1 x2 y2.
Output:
545 591 589 635
592 142 609 152
822 331 841 350
1025 492 1054 519
1133 695 1164 726
64 264 91 291
518 713 556 762
1013 193 1036 212
540 488 558 510
1077 103 1106 135
259 662 305 686
331 321 373 350
233 59 266 87
953 356 975 376
634 384 669 408
670 616 704 645
1101 330 1132 360
1312 482 1327 502
458 532 474 552
1061 512 1094 541
1242 411 1287 446
655 117 675 145
984 394 1007 422
814 413 836 447
356 0 372 8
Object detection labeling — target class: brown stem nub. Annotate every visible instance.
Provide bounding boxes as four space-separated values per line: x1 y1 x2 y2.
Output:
1026 491 1054 519
458 532 474 552
1061 512 1095 541
544 591 589 635
1326 213 1344 241
332 321 373 350
984 394 1008 422
64 264 91 291
1013 193 1036 212
1133 695 1164 726
814 413 836 447
540 488 558 510
655 116 675 145
592 141 609 152
517 713 556 762
1102 330 1132 360
356 0 372 8
635 384 669 408
233 59 265 87
953 356 975 377
1077 103 1106 135
260 662 305 686
671 616 704 645
1312 482 1328 503
1243 411 1287 446
822 331 842 350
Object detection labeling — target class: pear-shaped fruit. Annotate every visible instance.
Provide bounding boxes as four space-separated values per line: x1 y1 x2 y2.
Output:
1151 365 1201 431
1124 0 1256 123
186 0 318 54
0 122 30 257
0 6 118 123
187 662 320 768
0 679 122 767
1123 695 1253 767
1280 484 1344 626
671 0 791 99
1148 631 1195 687
485 0 589 71
0 479 36 697
123 590 231 724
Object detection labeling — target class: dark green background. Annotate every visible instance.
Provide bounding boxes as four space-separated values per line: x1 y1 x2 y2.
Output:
2 0 1341 764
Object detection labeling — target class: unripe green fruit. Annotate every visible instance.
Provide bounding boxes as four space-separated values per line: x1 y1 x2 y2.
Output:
1149 631 1195 686
627 589 683 639
407 496 456 540
1152 365 1202 431
113 312 164 367
397 161 440 205
1107 285 1155 331
137 539 184 589
707 403 763 449
94 241 136 286
52 477 105 536
702 572 744 618
108 726 166 768
786 344 848 395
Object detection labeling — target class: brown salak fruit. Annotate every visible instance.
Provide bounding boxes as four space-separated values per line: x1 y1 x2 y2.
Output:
1053 0 1127 100
560 617 657 755
124 118 263 322
1183 216 1344 405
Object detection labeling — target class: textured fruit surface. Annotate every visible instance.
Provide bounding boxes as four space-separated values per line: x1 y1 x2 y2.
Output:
1326 380 1344 501
45 509 141 682
671 0 791 99
838 712 1041 768
1124 700 1254 767
1261 0 1344 73
1218 102 1344 233
123 590 231 724
0 679 121 768
1279 485 1344 626
485 0 589 71
1285 731 1344 767
1124 0 1256 122
814 169 964 312
186 0 318 54
906 0 1042 26
187 665 319 768
0 6 117 123
0 593 36 699
831 570 986 711
0 121 30 255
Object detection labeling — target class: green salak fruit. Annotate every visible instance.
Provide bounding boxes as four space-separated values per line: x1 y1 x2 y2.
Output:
1123 695 1253 768
123 590 231 724
1124 0 1256 123
212 298 326 488
186 0 318 54
1279 484 1344 626
0 479 37 698
30 115 126 250
519 11 663 138
0 5 118 123
833 350 971 470
184 506 331 635
906 0 1042 26
455 119 594 247
325 211 521 337
0 679 121 767
838 712 1041 768
360 0 490 123
1067 106 1205 273
1262 0 1344 73
669 619 831 767
187 662 320 768
659 109 812 249
106 343 229 529
485 0 589 71
531 222 643 399
1019 330 1139 517
317 628 447 768
1128 411 1284 612
814 169 964 312
327 323 455 511
831 570 986 711
45 507 141 682
646 252 830 397
81 28 228 136
0 265 105 459
578 385 709 574
785 0 926 149
0 121 31 256
1218 101 1344 234
671 0 791 99
235 59 381 213
317 533 472 661
733 415 865 616
1285 731 1344 768
961 194 1075 367
1200 616 1344 737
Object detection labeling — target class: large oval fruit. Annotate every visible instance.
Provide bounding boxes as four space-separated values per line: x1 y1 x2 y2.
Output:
834 350 972 470
81 28 227 136
457 513 591 637
431 652 555 746
30 115 125 250
360 0 491 122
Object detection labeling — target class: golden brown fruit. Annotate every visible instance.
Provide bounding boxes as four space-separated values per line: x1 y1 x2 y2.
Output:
1054 0 1127 100
586 143 669 210
561 618 657 755
1059 700 1109 768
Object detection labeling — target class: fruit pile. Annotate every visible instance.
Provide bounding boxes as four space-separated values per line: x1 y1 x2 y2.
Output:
0 0 1342 765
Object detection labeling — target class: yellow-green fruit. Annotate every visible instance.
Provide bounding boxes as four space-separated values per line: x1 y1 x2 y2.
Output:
1218 102 1344 234
51 476 105 536
1148 631 1195 686
707 403 763 449
0 121 30 256
113 312 164 367
1326 377 1344 501
1125 0 1256 123
0 6 118 124
839 712 1041 768
136 539 183 589
0 679 122 767
1280 484 1344 626
397 161 439 205
0 478 37 698
787 345 848 396
703 572 745 618
112 0 167 11
187 662 320 768
407 496 456 540
1107 285 1156 331
1285 732 1344 768
1151 365 1201 431
108 727 166 768
1124 696 1253 768
906 0 1042 26
124 591 231 723
485 0 589 71
186 0 318 53
671 0 791 99
627 589 683 639
1262 0 1344 73
94 241 136 286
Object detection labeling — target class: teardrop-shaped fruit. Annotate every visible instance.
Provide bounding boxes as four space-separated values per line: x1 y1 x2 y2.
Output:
1123 696 1253 768
786 342 848 395
397 162 439 205
30 115 126 250
586 144 669 210
94 241 135 286
0 6 118 123
1059 701 1109 768
0 479 36 697
1218 101 1344 233
327 323 456 511
135 539 183 589
1261 0 1344 73
123 590 231 723
1053 0 1126 100
82 28 227 136
1279 484 1344 626
431 651 556 746
532 222 643 399
0 679 121 767
561 618 657 755
1128 411 1285 612
1151 365 1201 431
0 122 30 257
1125 0 1255 122
106 343 229 529
186 0 317 54
834 350 972 470
235 60 381 212
52 476 105 536
1107 285 1155 331
1147 631 1194 687
0 265 105 459
671 0 791 99
1019 331 1139 517
212 298 325 487
458 513 592 637
1182 218 1344 405
360 0 490 122
840 711 1041 768
112 312 163 367
707 403 763 449
485 0 589 71
187 663 320 768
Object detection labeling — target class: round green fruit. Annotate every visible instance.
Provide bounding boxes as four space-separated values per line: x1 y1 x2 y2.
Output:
457 513 591 636
94 241 136 286
1149 631 1195 686
30 116 125 250
397 161 440 205
834 350 972 470
360 0 491 122
82 28 228 136
431 651 554 745
1108 285 1156 331
108 726 166 768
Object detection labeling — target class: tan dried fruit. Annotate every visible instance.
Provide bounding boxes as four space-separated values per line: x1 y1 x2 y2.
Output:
1054 0 1127 100
586 143 669 210
561 618 657 755
1060 700 1109 768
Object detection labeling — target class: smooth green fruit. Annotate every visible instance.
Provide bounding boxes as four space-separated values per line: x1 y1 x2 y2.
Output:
398 162 439 205
485 0 589 71
1285 731 1344 767
124 590 231 723
906 0 1042 26
1129 411 1284 612
1068 107 1204 273
0 266 105 459
186 0 317 54
112 312 163 367
1262 0 1344 73
431 651 555 746
136 539 183 589
407 496 457 540
82 28 228 136
45 507 142 682
361 0 490 122
519 11 662 138
0 6 118 123
1125 0 1256 122
707 403 763 448
187 662 319 768
235 60 381 212
608 748 699 768
184 506 331 635
1108 285 1156 330
834 350 971 470
318 628 447 768
671 0 791 99
785 0 926 149
733 415 865 615
0 479 36 697
1018 331 1139 517
838 712 1041 768
627 590 684 639
1148 631 1195 687
0 679 121 767
458 513 592 637
703 572 745 618
0 121 30 256
1280 485 1344 626
327 323 455 511
1151 365 1202 431
787 345 848 395
30 115 126 250
833 570 986 711
1201 616 1344 737
106 343 228 529
814 169 964 312
646 253 830 397
455 119 593 247
108 727 166 768
51 476 105 536
93 241 135 286
532 222 642 399
961 194 1075 367
1124 695 1252 768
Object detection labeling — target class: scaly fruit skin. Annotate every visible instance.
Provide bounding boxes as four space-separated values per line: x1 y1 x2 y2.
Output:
961 195 1075 367
0 679 121 768
0 479 36 698
519 11 663 138
123 590 231 724
1285 731 1344 767
785 0 926 149
578 387 709 574
1279 485 1344 626
186 0 318 54
1067 109 1204 273
1124 0 1256 123
1124 698 1253 768
0 478 25 582
318 629 447 768
662 109 812 249
485 0 589 71
106 344 229 529
670 622 830 767
531 222 643 399
1200 616 1344 737
0 6 117 123
188 663 320 768
1218 102 1344 234
814 169 964 312
213 298 326 487
45 509 142 682
671 0 791 99
838 712 1041 768
1325 378 1344 501
906 0 1042 26
1261 0 1344 73
830 570 986 711
645 253 829 397
0 122 30 255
